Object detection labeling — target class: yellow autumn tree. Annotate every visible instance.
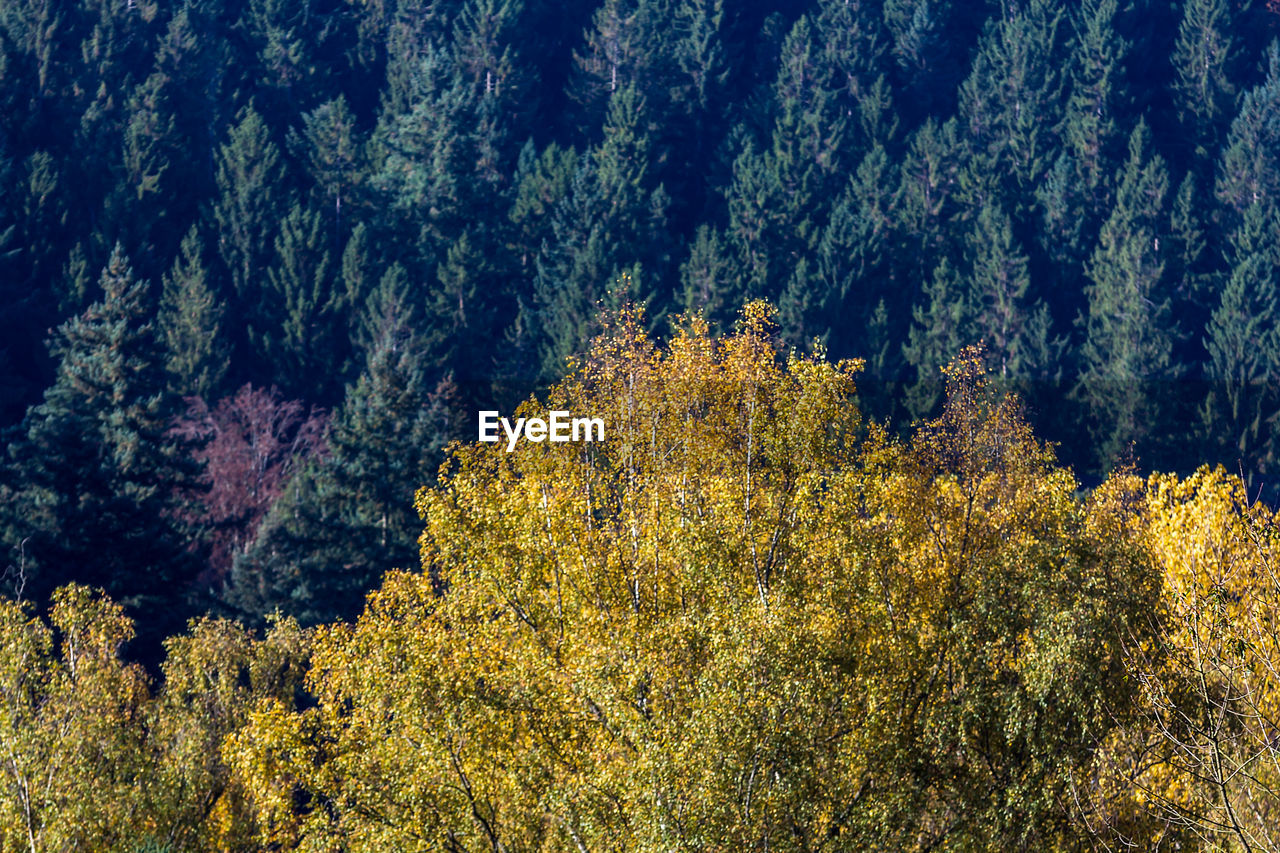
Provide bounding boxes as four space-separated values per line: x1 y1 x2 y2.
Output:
0 585 149 853
229 309 1161 851
1088 467 1280 850
0 585 309 853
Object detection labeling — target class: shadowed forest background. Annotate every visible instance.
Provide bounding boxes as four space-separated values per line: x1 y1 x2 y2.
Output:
4 0 1280 847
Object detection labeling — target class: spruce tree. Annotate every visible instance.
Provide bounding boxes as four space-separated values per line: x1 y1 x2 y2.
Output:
1075 122 1177 471
1062 0 1128 199
1171 0 1237 160
893 118 964 295
904 257 967 417
292 96 363 243
680 224 738 332
965 202 1057 381
1215 43 1280 218
372 41 471 261
534 84 668 377
158 225 228 400
0 246 201 649
569 0 672 135
957 0 1065 201
1167 173 1213 360
211 106 291 318
253 201 346 401
814 0 894 146
226 281 449 625
452 0 528 117
722 15 850 312
1203 200 1280 486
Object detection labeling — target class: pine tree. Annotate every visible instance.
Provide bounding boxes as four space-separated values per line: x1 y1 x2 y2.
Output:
211 107 292 316
904 257 968 418
452 0 527 111
680 224 738 331
0 246 201 650
957 0 1065 201
254 202 346 401
1075 122 1177 471
534 84 668 377
426 229 504 394
372 41 471 259
814 0 894 146
292 96 363 245
158 225 228 400
722 16 851 312
227 283 450 625
1216 43 1280 218
893 118 964 292
1203 200 1280 486
965 202 1056 381
1171 0 1237 160
1062 0 1128 199
569 0 672 134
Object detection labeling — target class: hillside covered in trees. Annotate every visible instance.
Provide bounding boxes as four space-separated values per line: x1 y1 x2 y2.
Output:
2 0 1280 631
4 0 1280 846
4 311 1280 850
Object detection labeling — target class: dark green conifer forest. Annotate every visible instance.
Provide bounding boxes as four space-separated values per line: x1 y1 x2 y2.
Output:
0 0 1278 650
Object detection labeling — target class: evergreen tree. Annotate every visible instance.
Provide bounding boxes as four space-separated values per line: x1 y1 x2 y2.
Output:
158 225 228 400
1166 172 1214 362
904 257 967 417
569 0 672 135
254 201 347 402
882 0 966 120
680 224 738 332
1171 0 1237 161
1203 199 1280 487
1062 0 1128 200
151 2 232 209
534 84 669 376
242 0 331 116
966 201 1056 381
722 15 851 312
211 107 292 318
452 0 528 117
958 0 1065 202
508 140 579 275
1075 122 1177 471
778 144 895 355
892 118 964 296
292 96 364 245
426 228 505 397
1216 43 1280 218
227 282 450 625
372 41 471 261
112 71 180 259
814 0 895 147
0 246 201 650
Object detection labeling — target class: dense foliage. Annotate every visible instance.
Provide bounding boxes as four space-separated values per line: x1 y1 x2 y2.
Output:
3 312 1280 849
4 1 1280 845
3 0 1280 630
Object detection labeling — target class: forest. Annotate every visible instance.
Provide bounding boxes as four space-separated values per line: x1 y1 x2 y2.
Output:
2 0 1280 847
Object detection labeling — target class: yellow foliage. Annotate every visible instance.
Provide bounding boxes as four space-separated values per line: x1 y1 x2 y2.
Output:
1093 466 1280 850
231 316 1159 851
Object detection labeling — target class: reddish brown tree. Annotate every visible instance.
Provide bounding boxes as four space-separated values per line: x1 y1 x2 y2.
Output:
172 385 327 584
